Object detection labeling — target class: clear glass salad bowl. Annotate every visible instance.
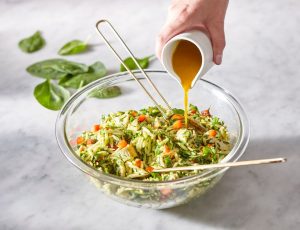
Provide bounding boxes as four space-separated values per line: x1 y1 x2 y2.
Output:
56 70 249 209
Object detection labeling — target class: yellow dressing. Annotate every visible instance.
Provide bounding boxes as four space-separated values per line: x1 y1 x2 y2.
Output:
172 40 202 126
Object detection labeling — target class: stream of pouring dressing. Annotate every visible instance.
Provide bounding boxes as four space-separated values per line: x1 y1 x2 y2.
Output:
172 40 202 126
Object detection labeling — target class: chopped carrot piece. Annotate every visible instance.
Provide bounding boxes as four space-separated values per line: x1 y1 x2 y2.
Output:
76 136 84 145
201 109 211 116
190 109 197 114
138 114 146 122
131 111 138 117
135 159 142 168
171 114 184 120
173 120 183 129
92 124 101 132
146 166 154 173
117 140 128 148
86 139 96 145
161 188 172 196
208 130 217 137
164 145 170 154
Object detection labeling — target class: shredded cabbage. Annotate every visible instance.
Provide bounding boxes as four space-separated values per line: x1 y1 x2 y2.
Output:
76 104 230 181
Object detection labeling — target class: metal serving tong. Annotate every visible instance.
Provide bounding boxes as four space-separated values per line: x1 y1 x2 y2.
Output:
95 19 172 118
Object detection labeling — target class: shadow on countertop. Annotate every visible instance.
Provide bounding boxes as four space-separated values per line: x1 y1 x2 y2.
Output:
162 137 300 229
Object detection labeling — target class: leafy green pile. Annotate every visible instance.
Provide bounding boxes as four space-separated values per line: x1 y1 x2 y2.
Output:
20 31 154 110
28 59 110 110
76 104 231 181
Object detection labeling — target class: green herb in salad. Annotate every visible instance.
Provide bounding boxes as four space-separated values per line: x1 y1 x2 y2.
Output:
75 104 230 181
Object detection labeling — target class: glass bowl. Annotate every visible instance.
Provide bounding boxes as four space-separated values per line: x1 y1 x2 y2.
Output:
56 70 249 209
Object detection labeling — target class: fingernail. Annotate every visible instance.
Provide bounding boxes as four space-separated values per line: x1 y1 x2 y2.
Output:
215 54 223 65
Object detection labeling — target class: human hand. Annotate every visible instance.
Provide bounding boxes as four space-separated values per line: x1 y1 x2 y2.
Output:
156 0 228 65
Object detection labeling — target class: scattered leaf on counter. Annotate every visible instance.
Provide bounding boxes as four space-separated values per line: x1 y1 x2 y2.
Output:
52 59 89 75
18 31 45 53
59 61 107 89
120 55 154 71
21 31 155 111
34 79 70 110
26 59 89 79
88 61 107 74
58 40 88 55
89 86 121 99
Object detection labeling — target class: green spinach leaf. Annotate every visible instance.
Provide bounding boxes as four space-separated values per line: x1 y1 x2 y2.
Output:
34 79 70 110
52 59 89 75
59 61 107 89
172 108 184 115
164 156 172 168
58 40 88 55
120 55 154 71
202 146 212 157
88 61 107 74
89 86 121 99
26 59 89 79
57 75 73 85
18 31 45 53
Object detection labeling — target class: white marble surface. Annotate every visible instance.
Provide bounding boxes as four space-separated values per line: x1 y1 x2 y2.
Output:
1 0 300 229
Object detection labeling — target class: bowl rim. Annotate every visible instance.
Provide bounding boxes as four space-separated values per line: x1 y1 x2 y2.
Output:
55 69 250 188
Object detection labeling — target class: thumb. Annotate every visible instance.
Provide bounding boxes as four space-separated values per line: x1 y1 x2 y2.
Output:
208 24 226 65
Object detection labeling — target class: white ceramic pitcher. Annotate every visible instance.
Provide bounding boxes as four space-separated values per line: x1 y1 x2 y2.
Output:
161 30 214 88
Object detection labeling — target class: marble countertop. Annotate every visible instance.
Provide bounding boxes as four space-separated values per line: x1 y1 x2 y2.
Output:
1 0 299 229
